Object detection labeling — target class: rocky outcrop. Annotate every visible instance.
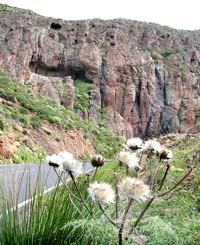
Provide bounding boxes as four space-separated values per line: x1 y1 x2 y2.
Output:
29 126 95 158
0 124 95 160
0 7 200 137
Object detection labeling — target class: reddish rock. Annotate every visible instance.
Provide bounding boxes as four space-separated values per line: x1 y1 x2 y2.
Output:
0 134 17 159
63 76 75 109
29 126 95 158
0 9 199 137
13 123 23 132
187 123 200 134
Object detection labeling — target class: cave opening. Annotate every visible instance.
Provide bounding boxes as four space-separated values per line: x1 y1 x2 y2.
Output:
29 61 91 81
50 22 62 30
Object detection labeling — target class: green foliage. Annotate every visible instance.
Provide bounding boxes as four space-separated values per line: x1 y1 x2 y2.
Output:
0 132 200 245
160 48 182 57
18 107 29 114
12 144 46 164
79 121 123 158
0 165 119 245
0 178 77 244
74 79 96 112
99 106 109 127
0 3 33 14
31 115 42 127
150 51 163 60
137 43 163 60
0 118 4 130
0 72 123 158
140 216 179 245
195 111 200 119
121 84 127 93
58 42 65 54
62 218 118 245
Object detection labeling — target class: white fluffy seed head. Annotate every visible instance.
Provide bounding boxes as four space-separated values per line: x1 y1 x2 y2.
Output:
47 151 83 174
62 158 83 174
143 140 162 155
125 153 140 170
88 182 115 204
127 137 143 150
118 151 140 170
117 151 130 163
166 150 173 159
119 177 151 201
46 154 63 168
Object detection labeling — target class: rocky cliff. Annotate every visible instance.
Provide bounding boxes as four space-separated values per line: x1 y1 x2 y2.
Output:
0 4 199 138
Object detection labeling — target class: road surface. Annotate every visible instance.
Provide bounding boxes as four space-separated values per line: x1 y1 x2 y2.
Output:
0 161 93 207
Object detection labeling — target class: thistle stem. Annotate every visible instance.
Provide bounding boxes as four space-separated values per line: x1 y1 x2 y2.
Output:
119 198 133 245
150 158 161 190
114 173 119 220
86 174 93 217
98 201 119 228
129 163 170 233
92 167 99 180
67 188 84 218
53 168 80 201
158 166 193 197
125 165 129 175
157 163 170 192
69 171 93 217
129 196 154 234
129 166 193 234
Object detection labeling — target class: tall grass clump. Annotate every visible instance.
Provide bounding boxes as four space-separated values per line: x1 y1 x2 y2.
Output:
0 134 199 244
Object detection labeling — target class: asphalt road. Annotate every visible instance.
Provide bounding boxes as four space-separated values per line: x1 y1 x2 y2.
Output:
0 161 93 207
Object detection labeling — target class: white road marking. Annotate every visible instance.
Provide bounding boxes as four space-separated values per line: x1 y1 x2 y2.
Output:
15 167 93 210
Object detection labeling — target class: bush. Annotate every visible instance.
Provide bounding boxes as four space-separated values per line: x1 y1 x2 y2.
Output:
18 107 29 114
140 216 179 245
0 118 4 130
160 48 181 57
74 79 96 112
195 111 200 119
0 72 124 158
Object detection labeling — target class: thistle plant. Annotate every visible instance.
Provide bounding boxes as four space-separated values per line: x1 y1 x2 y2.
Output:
91 154 105 178
47 140 194 245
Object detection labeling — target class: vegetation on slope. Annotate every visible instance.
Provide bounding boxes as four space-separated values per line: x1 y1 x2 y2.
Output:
0 3 33 15
0 72 123 162
74 79 96 112
0 134 199 244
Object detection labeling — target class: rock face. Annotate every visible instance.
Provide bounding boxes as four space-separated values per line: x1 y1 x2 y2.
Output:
0 7 200 137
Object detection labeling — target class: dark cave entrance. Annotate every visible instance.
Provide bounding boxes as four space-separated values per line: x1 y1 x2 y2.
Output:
29 61 91 81
50 22 62 30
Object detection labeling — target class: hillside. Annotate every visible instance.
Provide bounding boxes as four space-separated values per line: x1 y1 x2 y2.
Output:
0 3 200 162
0 4 200 244
0 4 199 140
0 72 123 163
0 130 200 244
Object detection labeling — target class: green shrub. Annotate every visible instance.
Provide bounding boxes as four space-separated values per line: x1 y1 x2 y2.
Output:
160 48 181 57
0 72 124 158
30 115 42 127
0 119 4 130
195 111 200 119
18 107 29 114
140 216 179 245
12 144 46 164
74 79 96 112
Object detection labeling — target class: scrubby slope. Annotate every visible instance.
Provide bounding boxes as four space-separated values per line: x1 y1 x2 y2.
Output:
0 72 123 163
0 3 199 138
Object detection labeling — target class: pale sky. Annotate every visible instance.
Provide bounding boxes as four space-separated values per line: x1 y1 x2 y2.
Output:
0 0 200 30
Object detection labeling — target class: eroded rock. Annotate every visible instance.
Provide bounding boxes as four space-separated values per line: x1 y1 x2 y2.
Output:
0 10 199 137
